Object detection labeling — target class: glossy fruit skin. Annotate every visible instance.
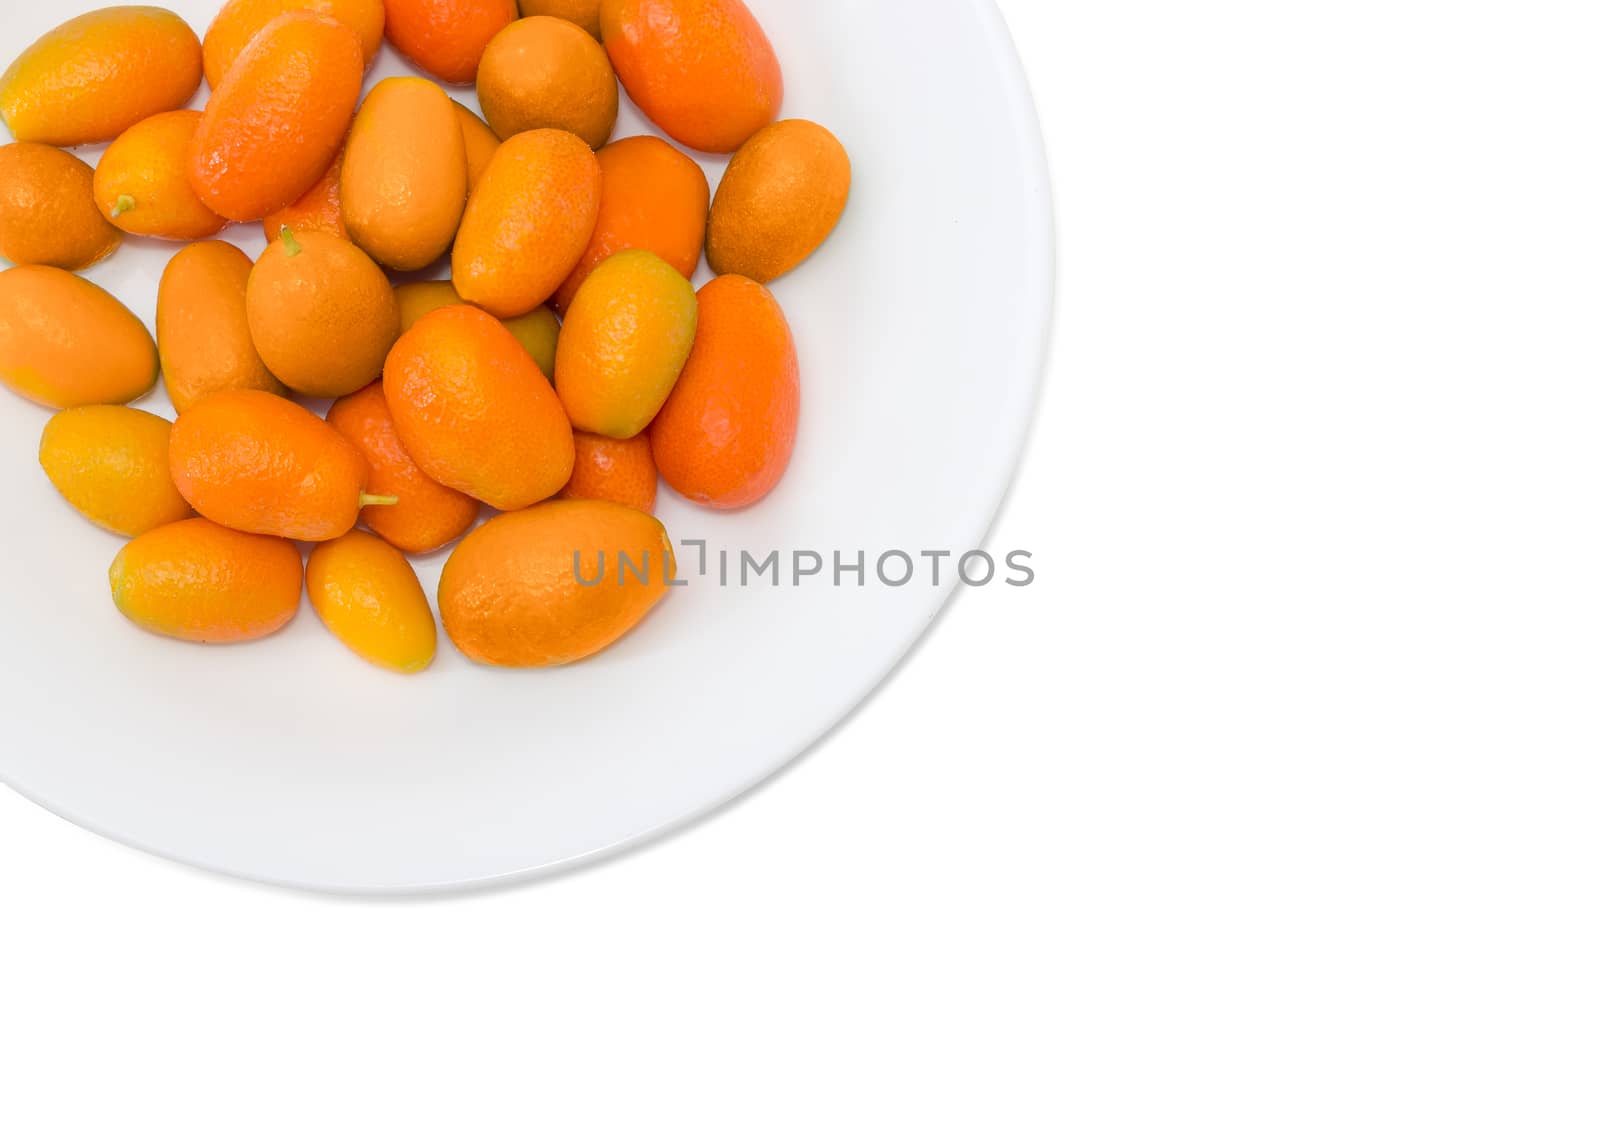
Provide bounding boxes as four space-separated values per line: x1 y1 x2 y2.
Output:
518 0 600 38
453 128 601 317
308 531 437 673
384 305 574 511
477 17 618 149
439 499 675 667
0 7 203 147
342 77 468 271
502 306 562 380
394 280 462 332
94 111 228 241
552 134 708 314
0 266 157 409
169 390 371 542
0 144 121 270
452 100 500 189
110 518 303 644
262 141 349 244
40 406 193 537
651 274 797 509
382 0 517 84
157 241 287 413
560 431 657 514
204 0 385 88
246 229 401 398
189 12 365 222
326 381 480 554
708 119 851 283
555 249 697 439
395 280 561 377
600 0 781 154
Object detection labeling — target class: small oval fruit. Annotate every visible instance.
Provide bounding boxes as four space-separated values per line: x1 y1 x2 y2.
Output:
308 531 437 673
518 0 600 38
262 141 349 244
342 77 468 271
94 111 229 241
0 143 121 270
560 432 657 514
0 266 157 409
40 406 193 537
169 390 383 541
552 134 708 313
157 241 287 413
394 279 561 376
189 12 365 222
453 128 601 317
384 305 574 511
439 499 675 667
383 0 517 84
477 16 618 149
501 306 563 380
326 381 480 554
0 7 203 146
110 518 303 644
651 274 797 509
555 249 697 439
453 100 500 189
601 0 781 153
204 0 385 88
247 228 401 398
394 280 463 332
707 119 851 283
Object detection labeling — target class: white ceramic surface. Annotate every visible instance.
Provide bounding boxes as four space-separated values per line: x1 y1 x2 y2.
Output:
0 0 1052 893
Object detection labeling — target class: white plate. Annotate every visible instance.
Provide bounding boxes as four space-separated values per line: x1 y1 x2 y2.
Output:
0 0 1052 893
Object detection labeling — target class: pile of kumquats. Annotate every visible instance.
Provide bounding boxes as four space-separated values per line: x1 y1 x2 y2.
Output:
0 0 849 673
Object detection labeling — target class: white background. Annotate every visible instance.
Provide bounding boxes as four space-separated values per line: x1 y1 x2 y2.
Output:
4 0 1598 1121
